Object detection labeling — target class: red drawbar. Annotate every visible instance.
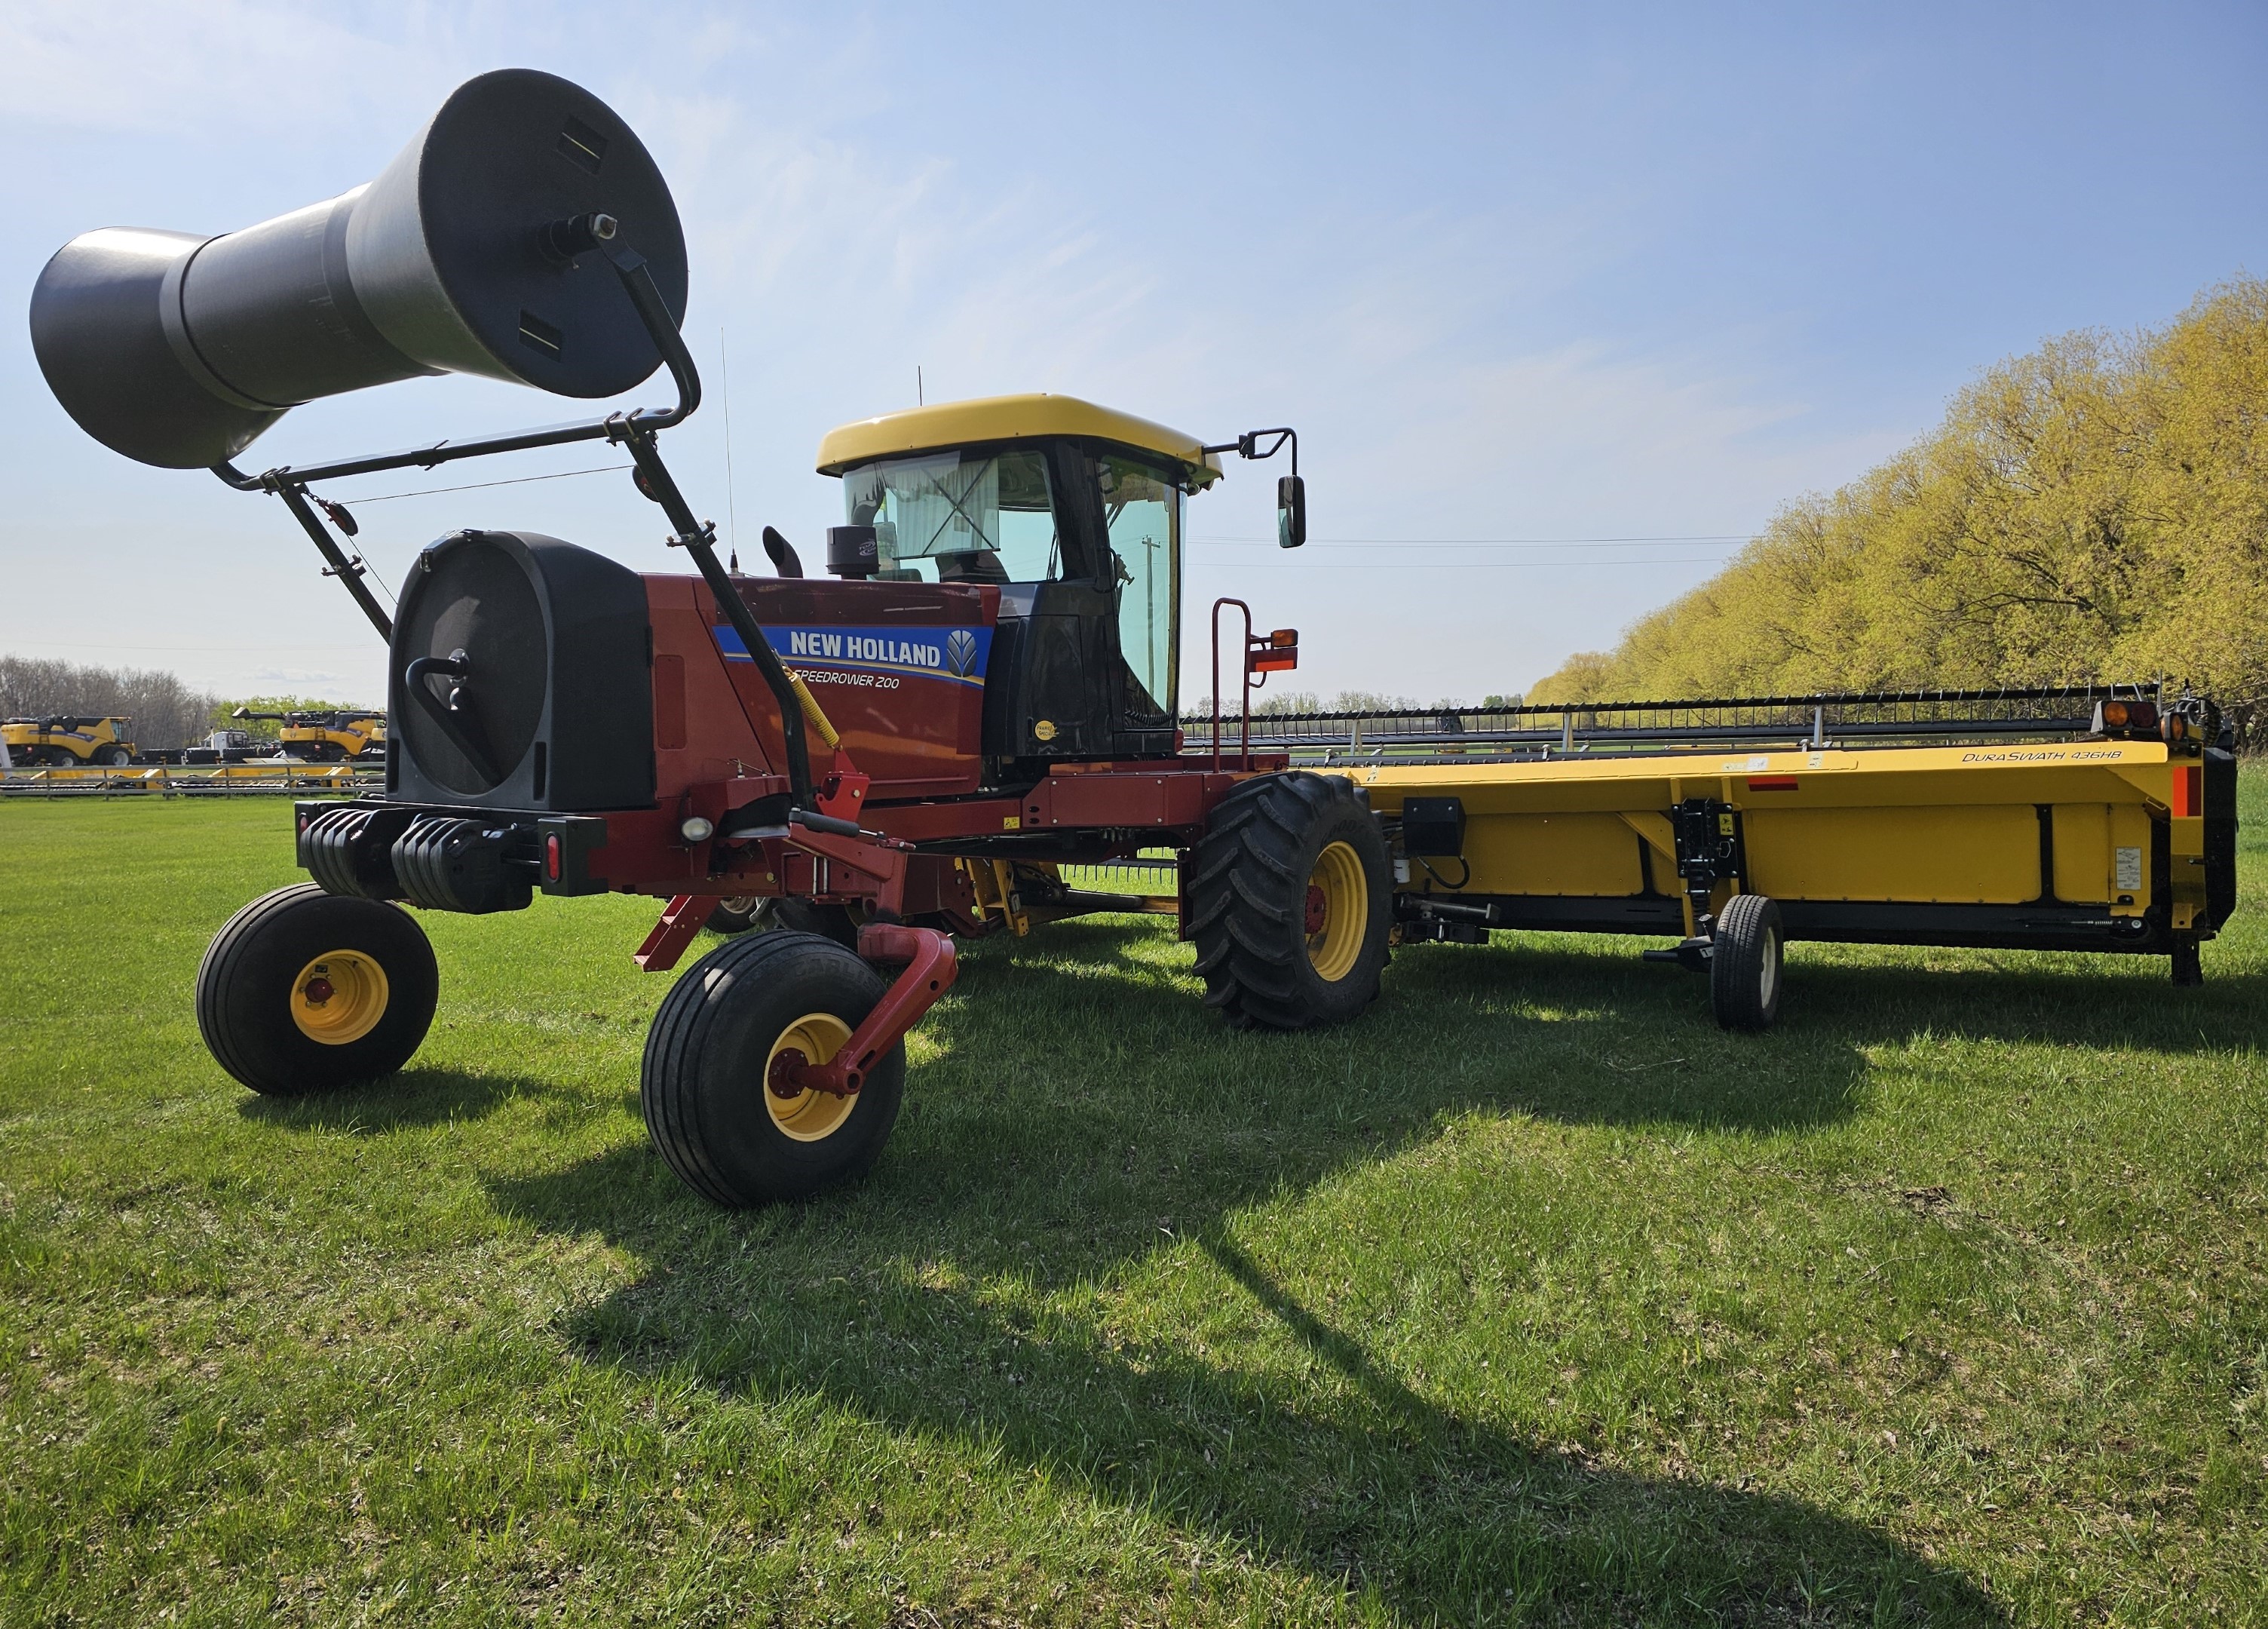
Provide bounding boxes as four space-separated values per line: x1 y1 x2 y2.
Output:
2172 764 2202 818
1746 776 1799 791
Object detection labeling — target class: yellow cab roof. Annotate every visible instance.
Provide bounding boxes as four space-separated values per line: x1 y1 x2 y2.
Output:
815 393 1224 488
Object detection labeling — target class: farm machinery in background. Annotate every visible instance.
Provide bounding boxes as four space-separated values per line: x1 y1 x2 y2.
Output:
231 707 388 762
29 70 2238 1207
3 716 136 767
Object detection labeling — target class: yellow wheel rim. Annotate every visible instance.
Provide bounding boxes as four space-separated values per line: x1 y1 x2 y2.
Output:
763 1012 859 1143
290 950 390 1046
1304 840 1368 983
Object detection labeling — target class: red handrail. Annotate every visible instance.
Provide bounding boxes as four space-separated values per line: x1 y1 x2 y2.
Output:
1210 597 1254 770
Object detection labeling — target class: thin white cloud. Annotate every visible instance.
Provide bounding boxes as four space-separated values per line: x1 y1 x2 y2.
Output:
0 5 1929 703
0 0 434 133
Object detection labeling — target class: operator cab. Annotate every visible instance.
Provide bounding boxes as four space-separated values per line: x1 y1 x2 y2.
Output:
817 394 1220 768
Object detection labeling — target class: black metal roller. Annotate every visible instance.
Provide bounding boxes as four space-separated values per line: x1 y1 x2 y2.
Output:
28 68 688 469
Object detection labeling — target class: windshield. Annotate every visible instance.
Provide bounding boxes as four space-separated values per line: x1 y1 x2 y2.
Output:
842 449 1062 584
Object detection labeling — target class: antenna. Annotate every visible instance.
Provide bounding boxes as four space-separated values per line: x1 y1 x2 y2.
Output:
918 365 924 406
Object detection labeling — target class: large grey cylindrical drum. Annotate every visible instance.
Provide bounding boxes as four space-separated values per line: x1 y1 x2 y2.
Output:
28 68 688 469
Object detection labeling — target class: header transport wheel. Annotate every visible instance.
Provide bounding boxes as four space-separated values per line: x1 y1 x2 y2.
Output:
1709 893 1784 1032
641 931 906 1206
195 884 440 1095
1189 771 1393 1030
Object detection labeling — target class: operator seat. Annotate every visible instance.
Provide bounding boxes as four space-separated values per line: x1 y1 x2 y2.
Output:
935 548 1010 584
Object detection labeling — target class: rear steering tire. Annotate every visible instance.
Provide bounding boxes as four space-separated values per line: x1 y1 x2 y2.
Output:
195 884 440 1095
1709 893 1783 1032
1188 771 1392 1029
642 931 906 1206
705 896 860 946
705 896 765 934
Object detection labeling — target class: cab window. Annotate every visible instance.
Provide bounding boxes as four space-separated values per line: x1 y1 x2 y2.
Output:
842 449 1062 584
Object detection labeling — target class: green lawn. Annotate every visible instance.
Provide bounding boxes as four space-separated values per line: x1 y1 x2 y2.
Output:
2 787 2266 1627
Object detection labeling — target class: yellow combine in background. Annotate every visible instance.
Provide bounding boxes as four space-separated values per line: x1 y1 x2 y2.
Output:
231 708 387 762
2 715 135 767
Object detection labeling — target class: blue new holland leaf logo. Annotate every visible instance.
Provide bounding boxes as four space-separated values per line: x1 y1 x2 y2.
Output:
946 627 979 677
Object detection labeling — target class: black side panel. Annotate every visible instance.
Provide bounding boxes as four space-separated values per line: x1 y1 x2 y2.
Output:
982 580 1114 762
979 613 1029 762
390 529 654 812
1025 610 1090 749
538 538 657 810
2205 747 2239 931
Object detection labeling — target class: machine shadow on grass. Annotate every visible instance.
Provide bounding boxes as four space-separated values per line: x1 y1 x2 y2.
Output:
482 921 2020 1623
234 1066 565 1134
1411 927 2268 1060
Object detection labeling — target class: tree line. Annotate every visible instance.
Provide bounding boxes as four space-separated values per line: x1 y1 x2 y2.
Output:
1 656 363 750
1531 277 2268 740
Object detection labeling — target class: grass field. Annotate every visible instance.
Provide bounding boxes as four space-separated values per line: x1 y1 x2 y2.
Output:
3 789 2266 1627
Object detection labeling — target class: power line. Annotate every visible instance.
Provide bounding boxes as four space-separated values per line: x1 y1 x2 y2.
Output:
1188 557 1733 569
333 464 633 504
1188 545 1751 558
357 552 397 603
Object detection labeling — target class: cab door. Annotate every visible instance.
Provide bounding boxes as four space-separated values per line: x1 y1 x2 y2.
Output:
1095 450 1183 757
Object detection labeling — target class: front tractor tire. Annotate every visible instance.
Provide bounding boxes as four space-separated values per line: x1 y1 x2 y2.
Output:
642 931 906 1207
1190 771 1393 1029
195 884 440 1096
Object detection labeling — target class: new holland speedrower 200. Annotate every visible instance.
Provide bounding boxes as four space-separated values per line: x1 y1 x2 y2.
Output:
31 70 2237 1205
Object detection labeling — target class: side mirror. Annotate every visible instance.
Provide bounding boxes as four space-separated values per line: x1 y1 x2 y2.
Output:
1277 474 1307 549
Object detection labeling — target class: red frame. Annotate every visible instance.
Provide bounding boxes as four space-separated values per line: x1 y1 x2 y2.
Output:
548 574 1286 975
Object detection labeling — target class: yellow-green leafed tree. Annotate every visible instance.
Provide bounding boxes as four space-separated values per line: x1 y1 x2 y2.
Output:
1531 278 2268 721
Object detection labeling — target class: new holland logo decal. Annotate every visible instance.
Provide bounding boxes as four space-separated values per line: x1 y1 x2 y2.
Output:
713 622 993 687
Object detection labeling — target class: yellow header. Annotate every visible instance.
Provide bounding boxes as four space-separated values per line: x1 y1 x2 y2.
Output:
815 393 1224 487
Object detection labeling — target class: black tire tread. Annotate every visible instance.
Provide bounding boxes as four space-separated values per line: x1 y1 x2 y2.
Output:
1188 771 1390 1031
1709 892 1783 1032
642 931 904 1207
195 883 439 1095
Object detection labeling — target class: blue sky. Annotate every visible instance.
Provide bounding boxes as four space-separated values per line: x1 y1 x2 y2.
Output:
3 2 2262 707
